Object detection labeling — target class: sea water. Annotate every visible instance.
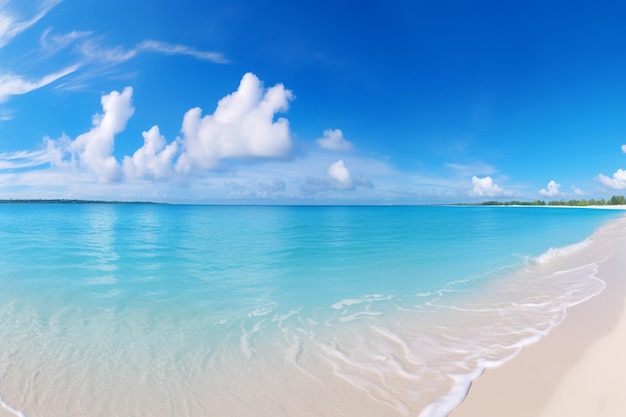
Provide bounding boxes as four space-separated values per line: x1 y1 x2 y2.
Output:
0 204 622 416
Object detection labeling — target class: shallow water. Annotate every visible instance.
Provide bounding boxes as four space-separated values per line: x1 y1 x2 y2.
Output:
0 204 622 416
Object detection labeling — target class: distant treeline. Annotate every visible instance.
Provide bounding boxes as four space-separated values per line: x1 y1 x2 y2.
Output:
477 195 626 206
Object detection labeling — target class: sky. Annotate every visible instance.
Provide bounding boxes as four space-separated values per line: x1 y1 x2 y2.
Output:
0 0 625 204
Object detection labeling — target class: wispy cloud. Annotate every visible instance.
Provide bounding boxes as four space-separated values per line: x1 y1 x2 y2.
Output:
445 162 497 177
137 40 229 64
40 29 229 65
39 27 91 55
0 0 62 48
0 6 228 104
0 108 14 120
0 64 79 102
77 38 137 63
0 149 51 170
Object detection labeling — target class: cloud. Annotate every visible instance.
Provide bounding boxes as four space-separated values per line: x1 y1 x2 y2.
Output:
137 40 228 64
39 27 91 54
571 185 585 196
48 87 134 182
223 179 287 199
0 109 14 120
122 126 179 181
77 38 137 63
327 160 353 188
46 32 228 65
597 169 626 190
539 180 561 197
0 149 50 170
301 160 372 193
0 65 79 102
176 72 294 173
622 144 626 153
34 74 294 184
470 175 507 197
445 162 497 177
316 128 354 151
0 0 61 48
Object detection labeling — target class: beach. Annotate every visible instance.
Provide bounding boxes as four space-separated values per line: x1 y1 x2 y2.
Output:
1 205 625 417
452 212 626 417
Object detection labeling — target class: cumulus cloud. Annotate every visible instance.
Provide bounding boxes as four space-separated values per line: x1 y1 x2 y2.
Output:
316 129 354 151
176 72 294 173
622 144 626 153
301 160 372 193
16 74 296 185
597 169 626 190
539 180 561 197
122 125 178 181
327 160 353 188
48 87 134 182
572 185 585 196
0 65 79 102
470 175 506 197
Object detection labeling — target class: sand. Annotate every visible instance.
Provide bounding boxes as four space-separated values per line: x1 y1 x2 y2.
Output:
451 214 626 417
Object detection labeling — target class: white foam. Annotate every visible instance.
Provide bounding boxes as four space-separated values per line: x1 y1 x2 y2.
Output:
536 238 591 263
0 396 27 417
332 299 364 309
338 311 383 323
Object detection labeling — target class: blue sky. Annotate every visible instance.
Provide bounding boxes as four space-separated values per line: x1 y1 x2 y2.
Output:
0 0 625 203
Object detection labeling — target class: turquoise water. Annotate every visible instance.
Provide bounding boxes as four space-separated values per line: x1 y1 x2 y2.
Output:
0 204 622 416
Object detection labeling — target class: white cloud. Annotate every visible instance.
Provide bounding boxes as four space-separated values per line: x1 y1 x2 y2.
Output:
0 109 14 120
539 180 561 197
571 185 585 196
316 129 354 151
0 149 50 170
470 175 506 197
48 87 134 182
78 38 137 63
176 72 294 173
137 40 228 64
122 125 178 181
60 35 228 65
621 144 626 153
301 159 372 193
327 160 352 188
597 169 626 190
39 27 91 54
445 162 497 177
0 0 61 48
0 65 79 102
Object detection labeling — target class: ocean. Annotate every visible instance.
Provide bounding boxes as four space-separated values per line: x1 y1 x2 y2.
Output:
0 204 622 417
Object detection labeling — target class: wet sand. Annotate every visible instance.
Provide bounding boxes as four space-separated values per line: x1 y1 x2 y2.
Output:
452 214 626 417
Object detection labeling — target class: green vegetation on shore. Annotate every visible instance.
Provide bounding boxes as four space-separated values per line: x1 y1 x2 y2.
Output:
476 195 626 207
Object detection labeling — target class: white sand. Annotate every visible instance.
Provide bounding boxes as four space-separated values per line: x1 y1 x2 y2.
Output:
452 214 626 417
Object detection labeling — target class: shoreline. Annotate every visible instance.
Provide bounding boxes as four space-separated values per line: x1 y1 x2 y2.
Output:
451 214 626 417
